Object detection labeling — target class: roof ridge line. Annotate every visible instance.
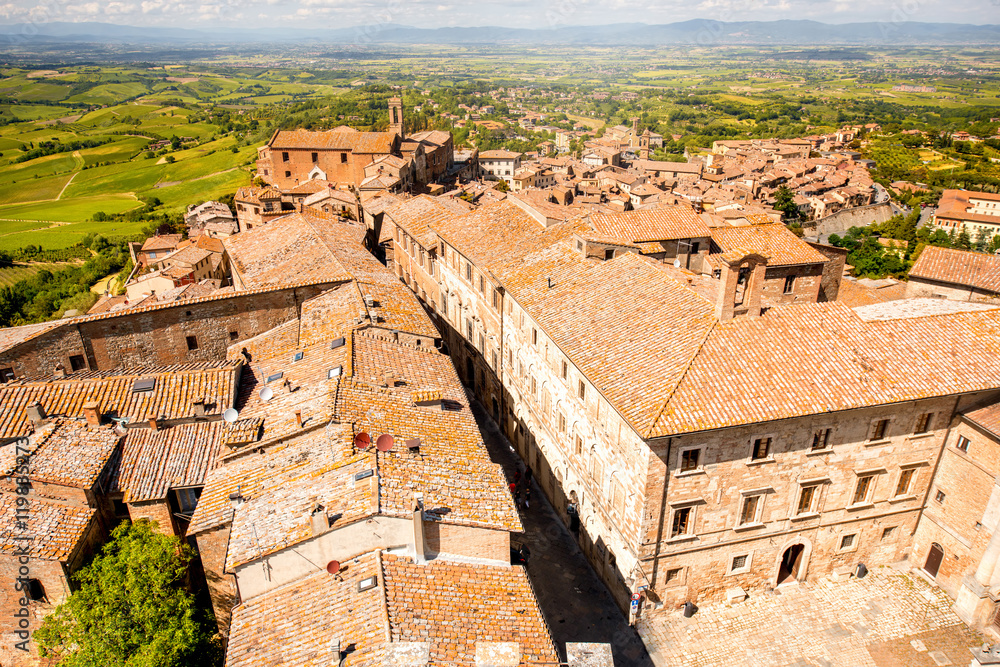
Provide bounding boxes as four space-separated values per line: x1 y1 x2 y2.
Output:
644 318 719 440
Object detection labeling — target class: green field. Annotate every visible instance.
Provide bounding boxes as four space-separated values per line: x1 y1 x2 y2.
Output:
0 260 83 287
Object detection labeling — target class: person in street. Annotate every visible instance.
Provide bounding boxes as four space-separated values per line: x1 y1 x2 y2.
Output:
524 485 531 509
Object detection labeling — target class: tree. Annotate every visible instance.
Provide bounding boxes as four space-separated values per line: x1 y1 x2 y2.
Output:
494 179 509 193
773 185 800 221
36 520 221 667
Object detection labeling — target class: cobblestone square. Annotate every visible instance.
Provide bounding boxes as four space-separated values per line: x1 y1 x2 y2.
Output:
637 567 986 667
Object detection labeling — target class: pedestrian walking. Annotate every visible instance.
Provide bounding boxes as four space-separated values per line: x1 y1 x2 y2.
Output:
524 486 531 509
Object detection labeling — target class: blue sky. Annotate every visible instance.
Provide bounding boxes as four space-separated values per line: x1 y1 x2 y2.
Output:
0 0 995 29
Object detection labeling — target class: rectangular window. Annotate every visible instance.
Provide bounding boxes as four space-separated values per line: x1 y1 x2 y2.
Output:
311 152 318 163
282 151 289 162
957 435 971 452
575 435 583 456
466 319 473 340
479 275 485 293
69 355 86 371
730 554 748 573
811 428 831 451
797 485 817 514
739 495 761 526
478 333 485 353
578 380 586 400
186 335 198 350
853 474 874 505
915 413 933 434
783 274 796 294
895 469 915 497
881 526 896 540
229 330 238 341
340 152 347 163
492 290 500 310
871 419 890 441
284 170 291 178
491 350 498 370
665 568 682 585
465 262 472 281
680 449 700 473
840 534 856 550
532 328 538 346
751 437 771 460
559 413 566 433
935 489 946 503
561 361 568 380
671 507 691 538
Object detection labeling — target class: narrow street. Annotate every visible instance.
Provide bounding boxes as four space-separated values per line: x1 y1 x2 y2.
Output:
471 402 654 667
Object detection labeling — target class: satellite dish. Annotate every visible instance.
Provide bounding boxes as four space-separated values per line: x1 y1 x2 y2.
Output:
673 259 681 268
259 387 273 402
354 432 371 449
376 434 395 452
326 560 341 575
223 408 239 423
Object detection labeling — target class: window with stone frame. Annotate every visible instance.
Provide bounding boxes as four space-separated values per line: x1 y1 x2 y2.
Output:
895 468 915 497
957 435 971 452
797 484 819 514
914 412 933 434
575 434 583 456
750 436 772 461
852 473 875 505
739 493 763 526
671 506 692 538
870 419 890 441
811 428 831 451
679 447 701 473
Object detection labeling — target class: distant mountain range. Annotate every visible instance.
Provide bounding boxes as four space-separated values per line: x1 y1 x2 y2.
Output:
0 19 998 46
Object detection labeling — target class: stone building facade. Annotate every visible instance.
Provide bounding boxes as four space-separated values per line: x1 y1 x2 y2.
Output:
388 197 1000 623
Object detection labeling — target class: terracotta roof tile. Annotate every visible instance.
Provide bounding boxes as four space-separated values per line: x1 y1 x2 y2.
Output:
909 246 1000 294
0 419 119 489
590 207 710 244
710 222 828 266
0 362 241 441
270 129 396 155
0 493 95 560
110 421 225 503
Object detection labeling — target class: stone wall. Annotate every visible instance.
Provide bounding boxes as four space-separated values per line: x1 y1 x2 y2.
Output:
193 525 236 640
803 203 895 237
2 284 337 378
640 396 962 609
807 242 848 302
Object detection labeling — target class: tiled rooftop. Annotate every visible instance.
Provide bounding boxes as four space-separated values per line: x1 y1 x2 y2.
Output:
651 301 1000 437
590 207 710 244
223 211 354 289
0 419 119 489
224 551 557 667
0 361 241 441
909 245 1000 294
110 421 225 503
0 493 95 560
964 400 1000 439
709 221 829 266
385 194 468 247
269 129 396 155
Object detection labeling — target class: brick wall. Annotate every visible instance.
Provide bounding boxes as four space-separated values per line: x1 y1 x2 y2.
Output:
193 525 236 639
761 263 824 306
2 285 336 377
640 397 959 607
424 523 509 563
266 148 379 190
0 324 88 381
807 242 847 302
127 500 178 537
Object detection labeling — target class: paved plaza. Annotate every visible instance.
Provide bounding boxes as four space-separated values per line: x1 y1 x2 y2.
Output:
637 566 986 667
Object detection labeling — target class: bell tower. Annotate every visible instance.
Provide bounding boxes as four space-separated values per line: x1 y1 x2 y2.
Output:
388 97 404 138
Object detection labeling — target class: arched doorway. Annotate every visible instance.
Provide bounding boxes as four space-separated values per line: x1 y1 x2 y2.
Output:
924 543 944 578
777 543 805 585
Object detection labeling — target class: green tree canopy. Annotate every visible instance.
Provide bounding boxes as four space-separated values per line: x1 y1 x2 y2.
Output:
36 520 221 667
773 185 800 221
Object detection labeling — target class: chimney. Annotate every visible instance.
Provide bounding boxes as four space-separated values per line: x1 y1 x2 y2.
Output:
53 363 66 379
566 643 614 667
192 399 206 418
412 495 426 564
474 643 520 667
294 410 303 428
148 415 159 432
310 504 328 536
383 642 430 667
82 401 101 428
25 402 46 427
715 252 768 322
